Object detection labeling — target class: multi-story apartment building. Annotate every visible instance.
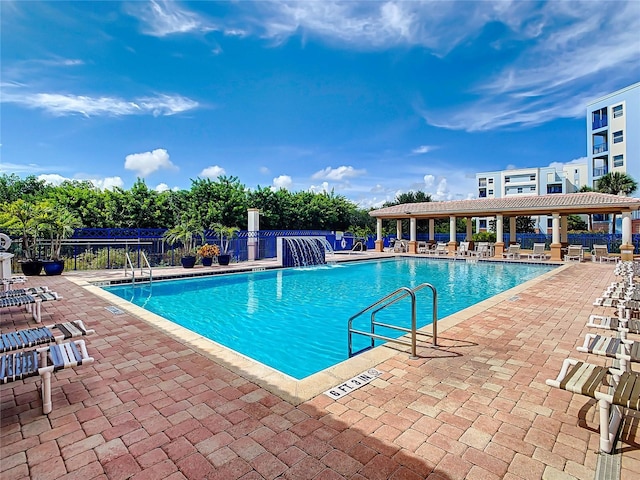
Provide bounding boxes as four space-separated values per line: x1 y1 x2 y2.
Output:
474 82 638 233
587 82 640 230
586 82 639 189
476 164 587 233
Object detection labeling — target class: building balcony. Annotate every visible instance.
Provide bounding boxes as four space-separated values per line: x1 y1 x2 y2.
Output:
593 167 608 177
593 144 608 154
592 117 608 130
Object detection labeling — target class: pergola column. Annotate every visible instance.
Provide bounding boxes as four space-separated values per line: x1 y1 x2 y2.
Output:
620 210 634 260
429 219 435 241
560 216 568 243
494 214 504 257
466 217 473 240
550 213 561 260
509 217 516 244
396 219 403 240
408 217 417 254
375 218 383 252
448 216 457 254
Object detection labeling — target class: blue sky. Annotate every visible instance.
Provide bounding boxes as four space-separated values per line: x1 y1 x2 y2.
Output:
1 1 639 208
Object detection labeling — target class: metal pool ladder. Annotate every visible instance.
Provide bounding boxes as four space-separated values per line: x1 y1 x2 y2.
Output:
124 251 153 284
348 283 437 359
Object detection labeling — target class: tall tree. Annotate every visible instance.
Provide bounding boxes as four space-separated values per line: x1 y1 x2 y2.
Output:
596 172 638 233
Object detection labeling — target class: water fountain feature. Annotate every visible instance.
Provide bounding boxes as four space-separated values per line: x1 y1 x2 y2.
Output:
277 237 334 267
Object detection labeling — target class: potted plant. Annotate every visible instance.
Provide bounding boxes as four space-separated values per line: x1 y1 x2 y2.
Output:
212 223 239 266
197 243 219 267
163 219 204 268
40 205 81 275
0 199 46 275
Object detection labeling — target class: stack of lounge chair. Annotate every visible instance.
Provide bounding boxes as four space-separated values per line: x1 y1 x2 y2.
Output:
546 260 640 453
0 287 62 323
0 279 96 414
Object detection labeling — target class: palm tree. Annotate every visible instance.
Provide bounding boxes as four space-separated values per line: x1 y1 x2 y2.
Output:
596 172 638 234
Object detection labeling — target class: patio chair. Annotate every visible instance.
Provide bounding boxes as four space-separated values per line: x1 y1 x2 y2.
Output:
426 242 448 256
577 333 640 372
592 244 618 263
475 242 491 257
1 320 94 354
527 243 549 261
587 313 640 340
455 241 470 257
0 339 94 414
0 286 50 298
564 245 584 262
393 239 408 253
546 358 639 453
2 276 27 292
0 291 62 324
502 244 521 259
417 241 429 253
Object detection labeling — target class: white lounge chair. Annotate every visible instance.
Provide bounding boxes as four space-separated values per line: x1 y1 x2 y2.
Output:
564 245 583 262
527 243 549 261
426 242 448 256
0 291 62 324
474 242 491 257
0 339 94 414
455 241 470 257
1 320 94 354
546 358 639 453
502 244 520 259
592 244 618 263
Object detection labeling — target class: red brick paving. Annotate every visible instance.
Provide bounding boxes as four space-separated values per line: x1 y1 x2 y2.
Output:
1 263 640 479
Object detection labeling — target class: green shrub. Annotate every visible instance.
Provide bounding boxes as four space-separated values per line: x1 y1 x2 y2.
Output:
472 231 496 242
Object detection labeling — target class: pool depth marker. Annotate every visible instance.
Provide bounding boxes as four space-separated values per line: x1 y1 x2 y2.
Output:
323 368 383 399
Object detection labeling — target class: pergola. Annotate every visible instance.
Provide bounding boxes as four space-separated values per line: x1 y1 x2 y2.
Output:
369 192 640 260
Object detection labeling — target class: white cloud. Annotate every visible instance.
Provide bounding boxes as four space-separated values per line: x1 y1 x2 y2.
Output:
126 0 215 37
309 182 330 194
37 173 69 186
423 174 435 189
259 166 270 175
155 183 170 192
91 176 124 191
124 148 177 177
418 1 640 131
0 162 49 174
200 165 226 178
271 175 292 190
1 91 198 117
411 145 437 155
547 156 588 170
311 165 366 181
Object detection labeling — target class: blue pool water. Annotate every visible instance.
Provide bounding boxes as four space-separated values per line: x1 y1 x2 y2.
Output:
105 258 555 379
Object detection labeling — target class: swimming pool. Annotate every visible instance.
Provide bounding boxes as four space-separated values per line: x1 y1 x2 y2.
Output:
105 258 555 379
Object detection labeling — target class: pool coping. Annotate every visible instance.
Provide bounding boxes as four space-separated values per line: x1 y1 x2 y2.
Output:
67 260 571 405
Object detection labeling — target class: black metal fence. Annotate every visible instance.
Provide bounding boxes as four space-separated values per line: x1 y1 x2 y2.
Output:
5 228 640 271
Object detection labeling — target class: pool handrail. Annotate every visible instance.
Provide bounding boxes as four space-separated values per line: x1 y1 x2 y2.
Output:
347 283 437 359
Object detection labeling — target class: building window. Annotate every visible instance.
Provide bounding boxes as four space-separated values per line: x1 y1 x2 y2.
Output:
505 177 510 183
613 130 623 143
547 184 562 194
614 154 624 167
488 189 493 195
613 105 623 118
547 218 553 228
479 219 487 229
529 186 535 191
530 175 536 181
488 178 493 184
517 187 523 193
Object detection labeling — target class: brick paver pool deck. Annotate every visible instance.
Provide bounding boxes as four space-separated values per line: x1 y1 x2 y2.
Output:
1 259 639 479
